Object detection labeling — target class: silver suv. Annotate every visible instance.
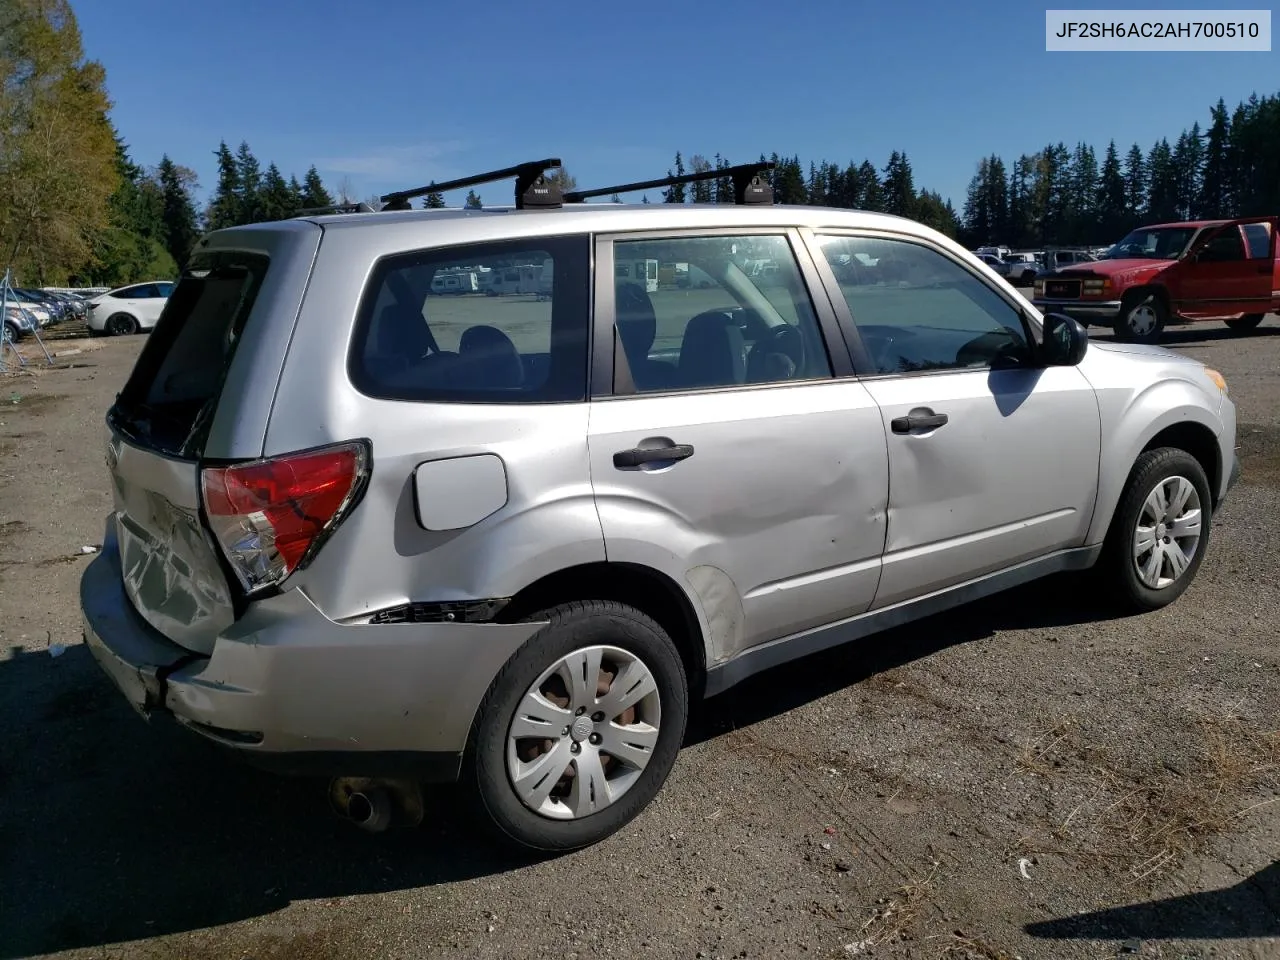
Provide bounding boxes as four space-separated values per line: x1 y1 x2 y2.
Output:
80 159 1239 852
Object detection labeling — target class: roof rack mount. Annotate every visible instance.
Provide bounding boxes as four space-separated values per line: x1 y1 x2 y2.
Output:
380 158 564 211
565 161 776 206
297 201 376 216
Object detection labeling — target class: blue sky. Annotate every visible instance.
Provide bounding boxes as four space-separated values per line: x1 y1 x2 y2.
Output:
74 0 1277 210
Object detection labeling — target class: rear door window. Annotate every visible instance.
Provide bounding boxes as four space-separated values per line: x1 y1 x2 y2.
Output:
348 234 591 403
112 250 271 457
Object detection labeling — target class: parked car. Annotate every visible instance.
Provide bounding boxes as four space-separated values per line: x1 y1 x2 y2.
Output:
6 288 55 327
1035 249 1098 274
80 161 1240 853
1001 252 1040 285
86 280 175 335
1033 217 1280 342
45 289 88 320
3 302 38 342
974 252 1010 277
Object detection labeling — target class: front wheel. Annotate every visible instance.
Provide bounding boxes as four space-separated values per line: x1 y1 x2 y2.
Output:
1113 294 1166 343
467 600 688 853
1098 447 1212 612
1224 314 1264 333
3 321 22 344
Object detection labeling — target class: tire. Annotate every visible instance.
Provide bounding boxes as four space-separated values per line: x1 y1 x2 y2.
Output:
105 312 139 336
467 600 688 853
1113 292 1166 343
1224 313 1264 333
1097 447 1212 613
3 321 22 343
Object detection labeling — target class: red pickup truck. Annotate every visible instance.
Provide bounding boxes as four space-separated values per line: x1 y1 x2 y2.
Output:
1032 215 1280 343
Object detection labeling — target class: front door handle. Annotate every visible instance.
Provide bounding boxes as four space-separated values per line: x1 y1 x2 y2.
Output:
891 412 948 434
613 444 695 468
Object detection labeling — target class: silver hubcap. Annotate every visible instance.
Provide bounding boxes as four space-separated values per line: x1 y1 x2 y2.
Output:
1127 303 1158 336
506 645 661 820
1133 475 1202 589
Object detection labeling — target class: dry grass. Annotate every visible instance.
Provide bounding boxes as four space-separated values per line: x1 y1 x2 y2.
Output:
844 859 942 952
1019 705 1280 884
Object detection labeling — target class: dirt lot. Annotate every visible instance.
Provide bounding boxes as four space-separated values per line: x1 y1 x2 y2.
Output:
1 317 1278 960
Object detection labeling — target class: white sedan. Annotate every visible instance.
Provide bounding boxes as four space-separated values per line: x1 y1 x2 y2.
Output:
86 281 175 335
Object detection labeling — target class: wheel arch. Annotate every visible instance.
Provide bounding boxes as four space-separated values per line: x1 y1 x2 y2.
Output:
1087 409 1222 544
499 561 709 698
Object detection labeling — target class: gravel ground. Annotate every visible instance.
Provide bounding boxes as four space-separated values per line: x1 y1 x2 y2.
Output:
1 317 1278 960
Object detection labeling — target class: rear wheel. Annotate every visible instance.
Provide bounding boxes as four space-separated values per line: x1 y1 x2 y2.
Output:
1098 447 1212 612
106 312 138 336
1224 314 1264 333
1113 293 1166 343
467 600 688 853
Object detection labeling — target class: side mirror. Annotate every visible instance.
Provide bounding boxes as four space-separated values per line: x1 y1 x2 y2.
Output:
1040 313 1088 366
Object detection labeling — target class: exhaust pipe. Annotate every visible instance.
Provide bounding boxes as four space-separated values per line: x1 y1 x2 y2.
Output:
347 787 393 833
328 776 424 832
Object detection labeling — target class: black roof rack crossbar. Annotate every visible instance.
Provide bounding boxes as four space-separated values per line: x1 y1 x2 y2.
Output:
380 158 564 211
296 201 376 216
564 160 775 205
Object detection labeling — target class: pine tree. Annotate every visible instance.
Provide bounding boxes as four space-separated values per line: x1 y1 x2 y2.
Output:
1122 143 1147 227
88 130 176 285
1068 142 1098 243
881 151 916 218
205 141 241 230
713 154 734 204
688 155 713 203
1097 141 1127 240
662 152 687 203
234 141 262 224
1171 124 1204 220
856 160 882 211
259 163 297 221
1008 154 1035 247
156 155 200 267
421 190 446 208
465 189 482 209
288 175 305 213
301 165 332 209
1196 98 1232 218
1145 138 1179 222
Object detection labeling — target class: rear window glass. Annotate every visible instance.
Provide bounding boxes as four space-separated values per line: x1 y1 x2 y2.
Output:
112 250 270 456
348 234 590 404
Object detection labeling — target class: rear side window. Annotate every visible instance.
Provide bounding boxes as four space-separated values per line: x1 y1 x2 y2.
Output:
348 234 590 404
112 250 270 456
1242 223 1272 259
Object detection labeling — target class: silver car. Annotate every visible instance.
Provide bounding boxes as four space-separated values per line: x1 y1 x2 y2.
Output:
80 160 1239 852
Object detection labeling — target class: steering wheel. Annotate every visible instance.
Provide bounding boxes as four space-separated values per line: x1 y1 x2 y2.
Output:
758 323 806 373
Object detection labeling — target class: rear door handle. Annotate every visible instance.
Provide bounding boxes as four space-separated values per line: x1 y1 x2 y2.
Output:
891 412 948 434
613 444 695 468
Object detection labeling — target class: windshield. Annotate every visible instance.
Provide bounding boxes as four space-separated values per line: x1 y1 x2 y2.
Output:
1103 226 1200 260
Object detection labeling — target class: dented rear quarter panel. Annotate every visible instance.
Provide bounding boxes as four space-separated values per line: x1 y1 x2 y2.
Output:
262 218 607 623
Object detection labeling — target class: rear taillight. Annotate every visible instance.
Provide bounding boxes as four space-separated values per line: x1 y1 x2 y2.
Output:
201 440 370 594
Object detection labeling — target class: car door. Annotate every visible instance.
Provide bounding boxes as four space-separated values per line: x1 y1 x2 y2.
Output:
113 284 149 320
146 282 172 327
1171 217 1277 320
133 284 165 327
806 230 1101 609
586 228 890 663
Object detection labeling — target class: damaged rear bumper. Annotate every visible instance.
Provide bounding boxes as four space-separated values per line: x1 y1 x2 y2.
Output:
80 524 543 780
